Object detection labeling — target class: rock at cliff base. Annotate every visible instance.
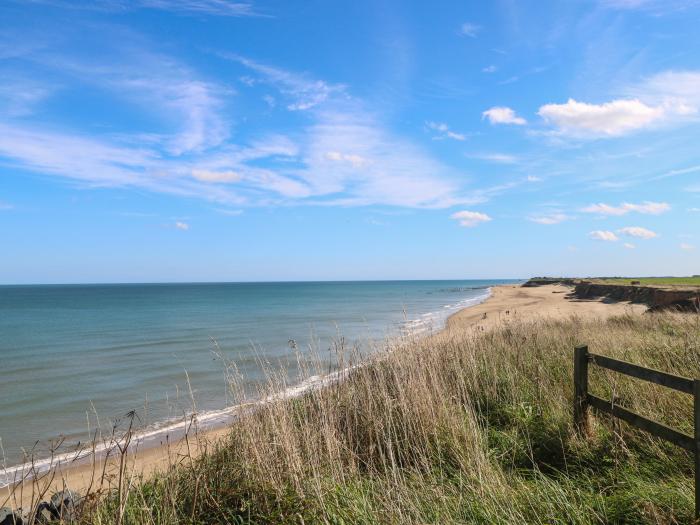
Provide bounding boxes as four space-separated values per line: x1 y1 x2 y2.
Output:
0 507 23 525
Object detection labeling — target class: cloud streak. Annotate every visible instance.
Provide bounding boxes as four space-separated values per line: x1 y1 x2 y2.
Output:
582 201 670 216
23 0 260 17
618 226 658 239
426 121 466 141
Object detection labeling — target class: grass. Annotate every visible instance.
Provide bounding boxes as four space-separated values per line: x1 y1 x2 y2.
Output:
595 277 700 287
12 311 700 524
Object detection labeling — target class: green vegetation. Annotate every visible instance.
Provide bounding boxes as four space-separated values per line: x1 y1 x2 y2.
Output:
596 276 700 287
40 313 700 523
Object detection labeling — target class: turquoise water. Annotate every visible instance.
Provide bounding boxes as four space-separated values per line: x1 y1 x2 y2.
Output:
0 280 517 474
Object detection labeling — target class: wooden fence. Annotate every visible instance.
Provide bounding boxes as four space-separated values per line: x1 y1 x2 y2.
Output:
573 345 700 521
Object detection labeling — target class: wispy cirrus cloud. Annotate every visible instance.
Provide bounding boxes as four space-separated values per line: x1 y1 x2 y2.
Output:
426 121 466 141
460 22 480 37
468 153 518 164
227 54 345 111
0 76 54 117
581 201 670 216
22 0 260 17
223 56 486 208
191 169 242 182
0 23 526 214
529 213 570 225
598 0 700 12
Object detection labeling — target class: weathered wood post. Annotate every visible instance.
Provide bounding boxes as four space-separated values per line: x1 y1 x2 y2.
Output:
574 345 590 435
694 379 700 522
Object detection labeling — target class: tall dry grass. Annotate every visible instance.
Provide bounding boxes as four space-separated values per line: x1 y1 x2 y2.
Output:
11 311 700 523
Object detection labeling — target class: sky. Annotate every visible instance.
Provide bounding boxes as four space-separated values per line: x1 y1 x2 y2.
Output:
1 0 699 283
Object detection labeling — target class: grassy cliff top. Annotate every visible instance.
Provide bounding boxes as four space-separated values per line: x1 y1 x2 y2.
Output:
591 276 700 287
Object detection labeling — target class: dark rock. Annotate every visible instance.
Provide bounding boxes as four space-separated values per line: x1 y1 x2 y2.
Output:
49 489 81 521
33 502 56 524
0 507 23 525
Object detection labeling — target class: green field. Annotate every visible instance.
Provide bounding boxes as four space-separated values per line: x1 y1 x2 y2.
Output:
597 276 700 287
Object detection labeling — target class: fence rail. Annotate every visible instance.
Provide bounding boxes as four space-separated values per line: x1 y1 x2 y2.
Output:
573 345 700 521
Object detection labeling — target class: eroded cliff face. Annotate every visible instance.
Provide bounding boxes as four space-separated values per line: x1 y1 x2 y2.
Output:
573 281 700 312
522 278 577 287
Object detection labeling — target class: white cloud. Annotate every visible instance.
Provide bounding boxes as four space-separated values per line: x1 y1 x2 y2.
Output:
175 221 189 230
451 210 492 227
618 226 658 239
526 175 542 182
529 213 570 225
191 169 241 182
689 208 700 212
539 71 700 138
538 99 671 137
680 243 695 251
482 65 497 74
482 106 526 125
589 230 619 241
426 121 466 141
582 201 670 216
460 23 480 37
623 243 636 249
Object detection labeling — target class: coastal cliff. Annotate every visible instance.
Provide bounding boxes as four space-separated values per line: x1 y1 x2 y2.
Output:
573 281 700 312
522 278 700 312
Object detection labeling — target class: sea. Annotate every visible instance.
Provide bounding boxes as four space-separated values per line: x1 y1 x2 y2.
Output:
0 279 519 484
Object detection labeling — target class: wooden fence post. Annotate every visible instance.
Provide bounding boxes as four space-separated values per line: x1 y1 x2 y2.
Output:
694 379 700 522
574 345 590 435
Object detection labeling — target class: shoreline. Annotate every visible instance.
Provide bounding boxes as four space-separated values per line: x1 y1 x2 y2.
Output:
0 286 493 491
2 283 645 509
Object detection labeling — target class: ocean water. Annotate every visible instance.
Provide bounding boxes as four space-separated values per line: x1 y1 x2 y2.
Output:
0 280 517 477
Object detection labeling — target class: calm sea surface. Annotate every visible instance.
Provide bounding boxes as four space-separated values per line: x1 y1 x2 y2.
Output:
0 280 518 470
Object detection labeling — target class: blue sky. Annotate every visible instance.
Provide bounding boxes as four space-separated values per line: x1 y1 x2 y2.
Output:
1 0 699 283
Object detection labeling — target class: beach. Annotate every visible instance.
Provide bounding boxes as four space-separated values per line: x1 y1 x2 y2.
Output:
2 283 647 509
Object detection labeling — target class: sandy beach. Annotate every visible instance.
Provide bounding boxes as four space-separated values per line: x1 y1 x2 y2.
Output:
2 283 647 510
